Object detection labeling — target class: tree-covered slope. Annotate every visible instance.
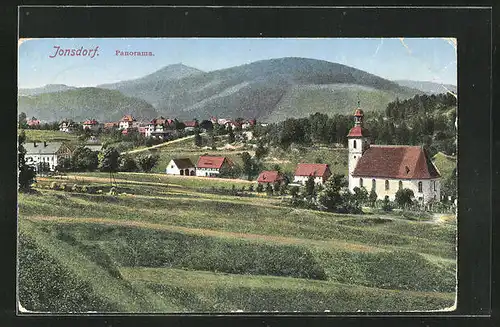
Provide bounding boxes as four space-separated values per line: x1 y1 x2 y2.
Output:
18 87 158 122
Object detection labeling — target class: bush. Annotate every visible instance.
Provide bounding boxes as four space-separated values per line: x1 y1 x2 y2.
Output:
81 185 88 193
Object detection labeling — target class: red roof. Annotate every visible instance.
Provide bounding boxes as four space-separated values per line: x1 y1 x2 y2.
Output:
295 163 331 178
27 119 40 126
184 121 197 127
121 115 135 122
354 109 364 117
104 122 118 128
347 126 370 137
197 156 227 169
257 171 283 183
83 119 98 125
352 145 441 179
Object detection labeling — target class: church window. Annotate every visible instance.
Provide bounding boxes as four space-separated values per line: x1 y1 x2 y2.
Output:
353 140 357 149
372 179 376 190
433 180 436 191
359 178 363 187
418 181 423 193
385 180 389 190
354 156 356 159
399 181 403 190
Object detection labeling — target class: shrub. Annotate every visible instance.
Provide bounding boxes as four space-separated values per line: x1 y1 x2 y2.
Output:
71 184 81 192
81 185 88 193
256 184 264 193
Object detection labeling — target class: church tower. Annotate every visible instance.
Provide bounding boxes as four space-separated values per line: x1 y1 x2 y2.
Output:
347 105 370 192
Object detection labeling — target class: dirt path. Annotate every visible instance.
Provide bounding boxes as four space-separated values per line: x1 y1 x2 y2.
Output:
24 215 381 253
121 134 196 155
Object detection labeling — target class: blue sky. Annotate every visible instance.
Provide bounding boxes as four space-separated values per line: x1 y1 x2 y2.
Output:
18 38 457 89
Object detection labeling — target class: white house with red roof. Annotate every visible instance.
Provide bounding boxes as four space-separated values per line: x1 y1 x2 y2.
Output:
196 156 232 177
119 115 136 130
145 116 174 139
293 163 331 185
82 119 100 131
347 107 441 203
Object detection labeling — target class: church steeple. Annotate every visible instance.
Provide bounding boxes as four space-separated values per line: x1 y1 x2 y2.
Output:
347 104 371 192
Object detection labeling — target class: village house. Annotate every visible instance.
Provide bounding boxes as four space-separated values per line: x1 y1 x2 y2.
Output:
146 117 175 139
196 156 232 177
104 122 119 130
166 158 196 176
24 141 73 172
119 115 136 130
59 120 78 133
294 163 331 185
82 119 100 131
184 121 198 132
347 108 441 203
27 117 40 127
257 170 284 185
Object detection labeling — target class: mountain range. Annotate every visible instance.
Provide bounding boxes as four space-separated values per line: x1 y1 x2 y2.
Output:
18 58 456 123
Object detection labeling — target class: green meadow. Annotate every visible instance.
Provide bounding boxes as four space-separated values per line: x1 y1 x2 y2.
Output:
18 172 457 313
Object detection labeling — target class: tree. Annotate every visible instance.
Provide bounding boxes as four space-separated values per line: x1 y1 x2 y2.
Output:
227 125 235 143
317 174 347 212
256 183 264 193
289 186 299 198
18 130 36 191
395 188 414 208
304 175 316 197
273 181 281 194
199 120 213 131
265 183 273 196
194 127 203 147
241 151 256 180
382 195 392 212
71 146 99 171
119 155 137 172
136 153 159 172
18 112 28 128
369 189 378 207
255 143 268 160
98 147 120 172
353 186 369 206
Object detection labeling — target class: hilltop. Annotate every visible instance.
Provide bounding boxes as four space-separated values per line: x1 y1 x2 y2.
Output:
98 64 203 107
18 87 158 122
394 80 457 95
19 84 77 96
18 58 424 123
100 57 422 122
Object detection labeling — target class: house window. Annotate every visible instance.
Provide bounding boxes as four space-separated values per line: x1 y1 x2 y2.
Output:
399 181 403 190
353 140 357 149
385 180 389 190
359 178 363 188
433 180 436 191
372 179 376 191
418 181 423 193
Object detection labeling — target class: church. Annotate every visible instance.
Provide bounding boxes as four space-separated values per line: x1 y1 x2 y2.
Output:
347 108 441 204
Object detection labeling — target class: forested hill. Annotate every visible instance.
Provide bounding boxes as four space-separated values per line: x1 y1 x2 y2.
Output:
18 88 158 122
99 57 422 121
255 93 457 158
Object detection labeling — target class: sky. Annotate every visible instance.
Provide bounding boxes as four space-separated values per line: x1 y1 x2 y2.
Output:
18 38 457 89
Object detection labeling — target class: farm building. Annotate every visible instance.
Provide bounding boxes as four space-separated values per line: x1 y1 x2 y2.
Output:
257 171 284 185
166 158 196 176
347 108 441 203
24 141 73 172
293 163 331 185
196 156 232 177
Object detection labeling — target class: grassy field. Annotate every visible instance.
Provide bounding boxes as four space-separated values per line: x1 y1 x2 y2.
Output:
18 129 78 143
18 172 457 313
